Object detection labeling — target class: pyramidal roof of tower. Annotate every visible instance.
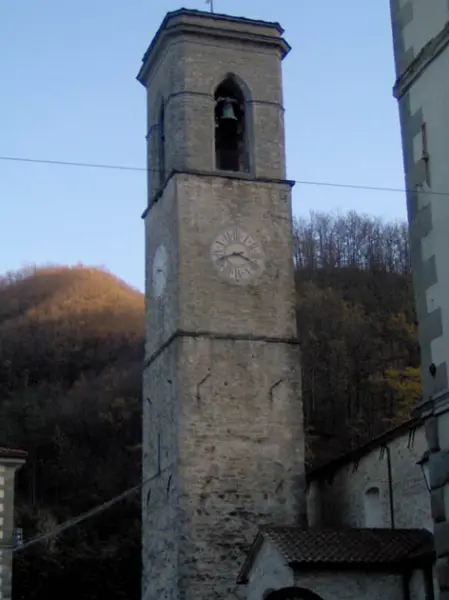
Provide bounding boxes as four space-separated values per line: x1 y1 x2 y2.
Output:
137 8 290 84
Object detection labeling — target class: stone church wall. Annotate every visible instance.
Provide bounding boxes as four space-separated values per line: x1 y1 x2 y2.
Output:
307 424 433 531
245 540 294 600
293 571 404 600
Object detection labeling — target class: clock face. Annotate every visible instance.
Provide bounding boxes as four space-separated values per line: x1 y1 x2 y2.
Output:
152 244 168 298
211 226 265 284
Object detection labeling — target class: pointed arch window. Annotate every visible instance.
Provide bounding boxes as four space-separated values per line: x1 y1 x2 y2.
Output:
159 102 166 186
214 76 249 173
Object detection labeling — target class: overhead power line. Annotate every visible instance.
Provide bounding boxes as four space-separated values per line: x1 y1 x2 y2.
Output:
13 464 172 554
0 154 446 197
0 155 144 173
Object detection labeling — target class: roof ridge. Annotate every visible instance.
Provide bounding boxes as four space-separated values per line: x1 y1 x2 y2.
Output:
259 526 434 566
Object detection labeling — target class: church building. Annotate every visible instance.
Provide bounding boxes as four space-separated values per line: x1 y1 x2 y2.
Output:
137 9 435 600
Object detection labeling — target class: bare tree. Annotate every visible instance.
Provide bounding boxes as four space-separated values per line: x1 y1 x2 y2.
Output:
293 211 410 275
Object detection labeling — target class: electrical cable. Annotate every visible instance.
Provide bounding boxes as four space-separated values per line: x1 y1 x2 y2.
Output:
12 464 172 554
0 154 444 197
0 152 425 553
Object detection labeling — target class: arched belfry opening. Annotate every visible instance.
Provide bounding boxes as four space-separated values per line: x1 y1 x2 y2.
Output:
214 75 249 173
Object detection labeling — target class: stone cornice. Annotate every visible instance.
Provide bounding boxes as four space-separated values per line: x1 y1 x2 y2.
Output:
143 329 300 370
141 169 295 219
137 10 290 86
394 21 449 100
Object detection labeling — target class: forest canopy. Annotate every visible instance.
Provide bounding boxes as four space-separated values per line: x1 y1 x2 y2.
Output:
293 212 418 464
0 211 419 599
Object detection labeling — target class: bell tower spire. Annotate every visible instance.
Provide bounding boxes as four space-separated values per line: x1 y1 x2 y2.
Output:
138 9 305 600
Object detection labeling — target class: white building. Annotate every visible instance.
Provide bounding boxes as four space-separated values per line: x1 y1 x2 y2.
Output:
0 447 26 600
389 2 449 595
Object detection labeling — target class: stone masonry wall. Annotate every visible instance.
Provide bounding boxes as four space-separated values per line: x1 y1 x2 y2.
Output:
307 425 432 531
294 570 404 600
295 571 402 600
175 175 298 340
140 12 304 600
246 539 294 600
139 11 288 203
177 335 304 600
142 333 305 600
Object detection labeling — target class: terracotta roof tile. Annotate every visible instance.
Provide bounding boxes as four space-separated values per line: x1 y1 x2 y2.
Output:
0 447 27 460
261 526 434 566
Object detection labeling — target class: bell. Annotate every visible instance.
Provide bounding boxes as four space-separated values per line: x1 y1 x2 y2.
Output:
220 99 237 121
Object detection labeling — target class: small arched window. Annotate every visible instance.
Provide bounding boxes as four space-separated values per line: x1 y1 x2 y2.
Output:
363 486 382 528
214 76 249 173
159 102 166 186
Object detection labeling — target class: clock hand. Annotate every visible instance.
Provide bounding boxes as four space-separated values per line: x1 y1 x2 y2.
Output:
232 252 253 262
217 251 243 261
217 251 252 263
239 255 261 269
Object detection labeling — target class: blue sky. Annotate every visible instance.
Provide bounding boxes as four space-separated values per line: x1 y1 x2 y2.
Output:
1 0 406 291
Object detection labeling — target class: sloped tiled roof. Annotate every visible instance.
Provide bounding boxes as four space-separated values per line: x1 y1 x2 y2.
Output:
238 527 434 583
261 526 434 565
0 447 27 460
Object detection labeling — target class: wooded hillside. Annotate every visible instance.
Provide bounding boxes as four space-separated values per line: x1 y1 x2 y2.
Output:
0 212 419 599
0 266 144 599
293 212 418 466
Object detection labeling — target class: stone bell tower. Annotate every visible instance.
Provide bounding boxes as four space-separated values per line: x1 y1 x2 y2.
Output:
137 9 305 600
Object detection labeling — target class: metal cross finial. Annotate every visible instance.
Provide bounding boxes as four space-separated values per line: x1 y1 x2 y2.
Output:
205 0 214 13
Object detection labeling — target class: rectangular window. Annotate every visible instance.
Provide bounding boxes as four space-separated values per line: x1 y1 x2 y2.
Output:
420 122 430 186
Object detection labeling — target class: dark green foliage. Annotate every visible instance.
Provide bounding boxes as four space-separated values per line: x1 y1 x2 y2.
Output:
0 266 143 600
294 212 418 467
